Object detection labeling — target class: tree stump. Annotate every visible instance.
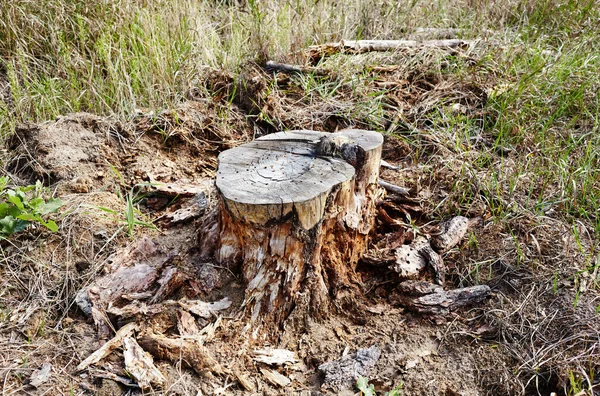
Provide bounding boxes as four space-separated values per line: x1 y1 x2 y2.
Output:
215 129 383 327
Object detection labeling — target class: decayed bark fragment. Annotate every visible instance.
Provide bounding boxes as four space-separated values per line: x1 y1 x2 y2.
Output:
123 336 166 389
76 322 138 372
396 281 491 315
137 332 227 375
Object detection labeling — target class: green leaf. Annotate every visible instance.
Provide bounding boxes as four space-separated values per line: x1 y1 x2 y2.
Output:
27 197 45 211
0 202 9 217
385 383 403 396
40 219 59 232
6 192 24 210
41 198 63 214
357 377 376 396
0 216 29 235
16 213 40 222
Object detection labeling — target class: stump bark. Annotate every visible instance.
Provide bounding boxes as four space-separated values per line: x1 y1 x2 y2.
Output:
215 129 383 326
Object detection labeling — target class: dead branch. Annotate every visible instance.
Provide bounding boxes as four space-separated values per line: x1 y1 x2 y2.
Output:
378 179 410 196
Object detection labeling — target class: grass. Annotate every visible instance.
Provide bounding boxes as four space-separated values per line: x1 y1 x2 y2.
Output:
1 0 600 394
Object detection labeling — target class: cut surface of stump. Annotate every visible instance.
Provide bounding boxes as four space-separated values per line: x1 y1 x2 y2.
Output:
215 129 383 327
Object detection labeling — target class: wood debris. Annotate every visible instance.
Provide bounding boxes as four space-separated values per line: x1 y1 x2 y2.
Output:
378 179 410 196
396 281 491 315
177 309 200 336
306 39 473 61
165 192 207 224
259 368 291 387
233 369 255 392
138 332 227 375
88 369 139 388
390 235 445 283
76 322 137 372
148 181 208 198
318 345 381 391
380 159 400 170
252 348 298 366
264 60 327 76
123 336 166 390
29 363 52 388
432 216 480 253
197 317 222 342
179 297 232 318
75 238 174 318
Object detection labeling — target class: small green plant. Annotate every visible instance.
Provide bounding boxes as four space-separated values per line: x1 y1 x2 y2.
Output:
97 184 156 237
356 377 403 396
0 177 62 236
357 377 376 396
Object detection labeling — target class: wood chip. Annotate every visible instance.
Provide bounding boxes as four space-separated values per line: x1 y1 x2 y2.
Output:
259 368 291 387
123 337 166 390
166 193 207 224
252 348 298 365
177 309 200 336
29 363 52 388
432 216 480 253
179 298 232 318
233 370 255 392
76 322 137 372
198 317 222 342
149 181 207 198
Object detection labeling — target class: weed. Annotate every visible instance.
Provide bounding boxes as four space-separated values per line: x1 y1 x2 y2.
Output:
356 377 403 396
96 185 156 238
0 177 63 237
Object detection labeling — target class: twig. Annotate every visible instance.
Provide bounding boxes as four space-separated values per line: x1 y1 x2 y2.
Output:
378 179 410 196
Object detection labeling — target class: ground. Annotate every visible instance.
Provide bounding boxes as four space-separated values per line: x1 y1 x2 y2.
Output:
1 4 600 395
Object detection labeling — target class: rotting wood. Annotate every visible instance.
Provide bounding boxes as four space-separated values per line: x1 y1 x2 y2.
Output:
432 216 480 253
306 39 473 61
395 281 491 315
122 336 166 390
338 39 472 51
259 368 291 388
137 332 228 375
76 322 138 372
264 60 328 76
214 129 383 328
251 348 298 366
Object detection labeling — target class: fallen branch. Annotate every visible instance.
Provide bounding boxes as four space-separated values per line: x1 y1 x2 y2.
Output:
380 159 400 170
378 179 410 196
307 39 473 60
339 39 472 51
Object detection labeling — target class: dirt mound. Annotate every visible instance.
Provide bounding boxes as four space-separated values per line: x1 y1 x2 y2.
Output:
6 100 253 195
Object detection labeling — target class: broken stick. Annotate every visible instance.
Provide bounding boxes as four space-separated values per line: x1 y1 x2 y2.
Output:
378 179 410 196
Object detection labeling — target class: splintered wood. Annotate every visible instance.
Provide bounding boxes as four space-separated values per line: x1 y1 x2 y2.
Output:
215 129 383 326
